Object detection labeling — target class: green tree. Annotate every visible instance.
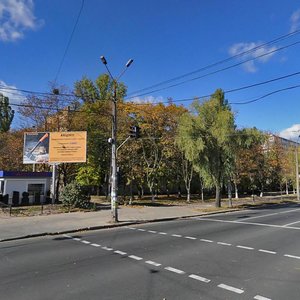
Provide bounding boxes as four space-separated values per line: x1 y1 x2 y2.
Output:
177 89 236 207
0 93 14 132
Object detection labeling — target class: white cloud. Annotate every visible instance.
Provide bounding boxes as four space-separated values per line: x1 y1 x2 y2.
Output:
129 95 164 104
0 0 43 42
279 124 300 142
229 42 277 73
0 80 25 103
290 9 300 32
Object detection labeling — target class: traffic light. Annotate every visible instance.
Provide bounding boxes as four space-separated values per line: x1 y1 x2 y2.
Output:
129 126 140 139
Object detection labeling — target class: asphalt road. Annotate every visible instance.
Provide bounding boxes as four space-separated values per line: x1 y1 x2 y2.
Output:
1 203 300 300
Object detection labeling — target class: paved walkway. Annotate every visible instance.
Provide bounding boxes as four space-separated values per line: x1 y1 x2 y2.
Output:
1 195 295 242
0 203 228 242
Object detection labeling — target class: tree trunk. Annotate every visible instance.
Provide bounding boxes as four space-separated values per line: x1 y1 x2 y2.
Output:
186 188 190 203
215 184 221 207
234 178 239 199
228 180 232 208
286 180 289 195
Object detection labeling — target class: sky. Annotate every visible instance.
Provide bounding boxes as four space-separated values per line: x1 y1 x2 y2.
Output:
1 0 300 140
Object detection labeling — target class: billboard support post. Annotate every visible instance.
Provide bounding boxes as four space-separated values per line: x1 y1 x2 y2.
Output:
51 164 57 204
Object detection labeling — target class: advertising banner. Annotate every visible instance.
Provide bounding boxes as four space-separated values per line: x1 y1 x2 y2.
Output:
23 131 87 164
23 132 50 164
49 131 87 163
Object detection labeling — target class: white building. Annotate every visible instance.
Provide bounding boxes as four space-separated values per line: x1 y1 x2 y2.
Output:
0 171 52 205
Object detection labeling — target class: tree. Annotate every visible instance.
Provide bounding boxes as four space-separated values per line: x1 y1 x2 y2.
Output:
0 93 14 132
177 89 236 207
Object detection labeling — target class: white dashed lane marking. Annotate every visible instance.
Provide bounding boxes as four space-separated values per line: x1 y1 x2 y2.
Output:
114 250 127 255
171 234 182 237
189 274 210 283
164 266 185 274
284 254 300 260
81 240 91 244
129 255 143 261
236 245 254 250
124 225 299 263
218 283 244 294
102 246 113 251
217 242 231 246
259 249 276 255
184 236 197 240
254 295 272 300
145 260 161 267
200 239 213 243
63 234 272 300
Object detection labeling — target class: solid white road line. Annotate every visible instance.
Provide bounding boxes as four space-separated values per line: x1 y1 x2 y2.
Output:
218 283 244 294
196 218 300 230
164 267 185 274
200 239 213 243
236 208 300 221
90 243 101 247
259 249 276 254
129 255 143 261
254 295 272 300
283 220 300 227
284 254 300 260
145 260 161 267
114 250 127 255
188 274 210 283
172 234 182 237
184 236 197 240
237 245 254 250
217 242 231 246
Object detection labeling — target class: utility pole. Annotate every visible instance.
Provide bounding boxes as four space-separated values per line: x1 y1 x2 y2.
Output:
296 144 300 201
100 56 133 223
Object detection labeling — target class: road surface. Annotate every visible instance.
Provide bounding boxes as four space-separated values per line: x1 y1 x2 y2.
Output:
1 203 300 299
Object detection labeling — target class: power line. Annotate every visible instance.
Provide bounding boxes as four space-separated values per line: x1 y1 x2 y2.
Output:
230 84 300 105
127 69 300 105
126 40 300 100
127 29 300 97
53 0 85 84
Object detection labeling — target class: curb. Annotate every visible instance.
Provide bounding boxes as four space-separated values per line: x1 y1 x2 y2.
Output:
0 208 239 243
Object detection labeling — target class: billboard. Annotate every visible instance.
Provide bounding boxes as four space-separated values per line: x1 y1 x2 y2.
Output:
23 131 87 164
49 131 87 163
23 132 49 164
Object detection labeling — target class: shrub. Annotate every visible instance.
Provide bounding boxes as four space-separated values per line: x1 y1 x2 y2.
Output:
60 181 90 210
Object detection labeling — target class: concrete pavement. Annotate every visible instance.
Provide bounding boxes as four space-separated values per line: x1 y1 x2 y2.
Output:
0 196 296 242
0 202 232 241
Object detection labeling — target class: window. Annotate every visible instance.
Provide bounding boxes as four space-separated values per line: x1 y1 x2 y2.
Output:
27 184 45 196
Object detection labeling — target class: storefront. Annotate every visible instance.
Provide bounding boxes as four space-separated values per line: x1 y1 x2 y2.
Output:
0 171 52 205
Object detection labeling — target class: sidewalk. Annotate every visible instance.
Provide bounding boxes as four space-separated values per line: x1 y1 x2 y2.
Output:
0 203 230 242
1 195 296 242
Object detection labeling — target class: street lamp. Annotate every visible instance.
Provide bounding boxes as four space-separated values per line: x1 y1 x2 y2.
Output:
100 56 133 222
